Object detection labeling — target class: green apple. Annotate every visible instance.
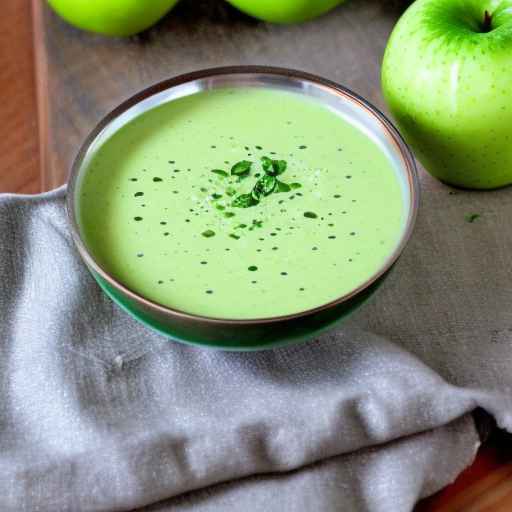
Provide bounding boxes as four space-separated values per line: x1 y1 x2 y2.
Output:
382 0 512 189
225 0 344 24
47 0 179 37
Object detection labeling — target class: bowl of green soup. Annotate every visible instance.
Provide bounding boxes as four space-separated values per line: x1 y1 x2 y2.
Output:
68 66 418 350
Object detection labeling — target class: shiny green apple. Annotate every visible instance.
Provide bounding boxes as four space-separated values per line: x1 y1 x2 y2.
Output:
382 0 512 189
47 0 179 37
225 0 344 24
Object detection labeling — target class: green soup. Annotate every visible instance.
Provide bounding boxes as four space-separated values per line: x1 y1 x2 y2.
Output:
78 87 405 319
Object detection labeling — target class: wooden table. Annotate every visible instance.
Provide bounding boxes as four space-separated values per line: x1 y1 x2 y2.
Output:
0 0 40 193
2 1 512 509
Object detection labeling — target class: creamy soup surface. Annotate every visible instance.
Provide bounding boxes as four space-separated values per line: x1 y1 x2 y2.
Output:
78 87 405 319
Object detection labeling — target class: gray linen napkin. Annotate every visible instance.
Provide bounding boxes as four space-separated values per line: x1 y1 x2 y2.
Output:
1 172 511 512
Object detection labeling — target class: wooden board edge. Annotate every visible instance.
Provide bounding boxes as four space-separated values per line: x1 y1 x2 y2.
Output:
32 0 51 192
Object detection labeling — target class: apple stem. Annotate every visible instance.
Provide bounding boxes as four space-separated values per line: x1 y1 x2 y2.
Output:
482 10 493 32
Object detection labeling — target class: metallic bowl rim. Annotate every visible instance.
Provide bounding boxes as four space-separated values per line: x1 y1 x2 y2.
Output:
67 65 419 326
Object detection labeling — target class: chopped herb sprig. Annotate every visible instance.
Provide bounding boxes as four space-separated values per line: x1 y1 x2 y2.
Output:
231 160 252 177
211 169 228 177
232 155 301 209
232 193 258 208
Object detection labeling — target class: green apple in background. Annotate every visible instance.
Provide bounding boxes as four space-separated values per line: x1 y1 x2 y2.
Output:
382 0 512 189
47 0 179 37
225 0 344 24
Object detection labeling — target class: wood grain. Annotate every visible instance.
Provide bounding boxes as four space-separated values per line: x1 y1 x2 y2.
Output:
32 1 512 510
418 431 512 512
0 0 40 194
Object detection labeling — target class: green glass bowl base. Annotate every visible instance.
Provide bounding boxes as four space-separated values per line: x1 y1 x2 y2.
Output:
93 273 386 351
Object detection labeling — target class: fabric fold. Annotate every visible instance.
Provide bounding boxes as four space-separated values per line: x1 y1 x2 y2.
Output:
1 181 511 512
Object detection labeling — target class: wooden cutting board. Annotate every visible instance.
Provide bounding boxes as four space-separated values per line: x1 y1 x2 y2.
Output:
31 1 512 510
33 0 401 190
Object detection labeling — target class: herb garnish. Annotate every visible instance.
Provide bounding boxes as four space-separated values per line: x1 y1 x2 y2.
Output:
261 156 272 173
304 211 318 219
261 156 286 176
271 160 287 176
248 220 263 231
252 175 276 200
211 169 228 177
465 213 481 223
202 230 216 238
275 180 291 193
231 156 301 209
231 160 252 177
232 193 258 208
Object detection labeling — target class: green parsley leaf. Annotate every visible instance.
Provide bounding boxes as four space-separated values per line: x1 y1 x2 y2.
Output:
252 175 276 200
275 180 291 193
211 169 228 177
262 157 287 176
231 160 252 176
202 230 216 237
272 160 287 175
261 156 273 173
304 211 318 219
232 193 258 208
